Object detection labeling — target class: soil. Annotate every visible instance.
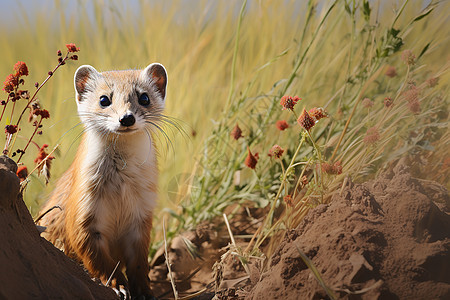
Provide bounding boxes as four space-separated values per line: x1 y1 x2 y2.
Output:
1 154 449 300
246 162 450 300
150 161 450 300
0 155 118 300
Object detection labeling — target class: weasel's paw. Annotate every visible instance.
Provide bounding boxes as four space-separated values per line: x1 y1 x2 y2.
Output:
112 285 130 300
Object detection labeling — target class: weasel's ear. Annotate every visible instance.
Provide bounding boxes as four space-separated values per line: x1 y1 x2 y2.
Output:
141 63 167 100
74 65 99 102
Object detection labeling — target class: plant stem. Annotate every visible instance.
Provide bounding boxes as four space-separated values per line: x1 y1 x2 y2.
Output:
253 134 306 250
17 116 43 163
392 0 410 28
330 65 385 161
225 0 247 111
8 53 69 153
20 143 59 184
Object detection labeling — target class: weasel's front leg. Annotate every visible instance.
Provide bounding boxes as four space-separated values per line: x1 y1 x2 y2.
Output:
76 228 129 290
123 219 154 299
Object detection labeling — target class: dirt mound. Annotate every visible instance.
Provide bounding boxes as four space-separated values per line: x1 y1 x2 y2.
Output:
247 163 450 299
0 156 118 300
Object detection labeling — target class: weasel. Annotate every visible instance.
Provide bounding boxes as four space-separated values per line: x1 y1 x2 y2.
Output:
38 63 168 299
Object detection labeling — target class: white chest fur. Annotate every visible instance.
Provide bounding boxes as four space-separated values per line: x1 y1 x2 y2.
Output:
78 131 157 240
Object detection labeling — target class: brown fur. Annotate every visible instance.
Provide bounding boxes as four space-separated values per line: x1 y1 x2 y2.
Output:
39 63 168 299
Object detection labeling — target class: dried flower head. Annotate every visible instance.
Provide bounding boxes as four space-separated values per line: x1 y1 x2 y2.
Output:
333 161 343 175
297 108 315 131
37 109 50 119
401 50 415 66
5 124 18 134
3 74 19 93
363 126 380 145
321 161 343 175
230 123 243 140
16 165 28 182
66 43 80 53
362 98 374 108
276 120 289 131
268 144 284 159
407 100 421 114
14 61 29 77
301 175 308 186
245 147 259 169
280 96 300 111
17 90 29 99
403 86 421 114
308 107 327 122
384 97 393 108
403 86 419 103
284 195 293 208
385 66 397 78
426 77 439 88
34 144 55 184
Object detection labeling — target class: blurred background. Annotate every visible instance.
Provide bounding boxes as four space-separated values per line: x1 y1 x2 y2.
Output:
0 0 312 213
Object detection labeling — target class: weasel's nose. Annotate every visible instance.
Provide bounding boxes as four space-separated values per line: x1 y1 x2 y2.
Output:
119 113 136 127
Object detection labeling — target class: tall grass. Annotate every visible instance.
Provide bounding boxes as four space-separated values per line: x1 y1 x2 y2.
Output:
1 0 303 212
1 0 448 258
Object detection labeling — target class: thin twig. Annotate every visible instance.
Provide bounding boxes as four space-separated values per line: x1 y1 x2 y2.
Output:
163 217 178 300
20 143 59 185
223 213 250 275
330 65 385 161
106 261 121 287
295 244 337 300
223 213 236 246
34 205 62 223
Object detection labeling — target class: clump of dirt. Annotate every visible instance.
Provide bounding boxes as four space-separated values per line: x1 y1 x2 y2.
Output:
0 156 117 300
149 206 267 299
247 162 450 299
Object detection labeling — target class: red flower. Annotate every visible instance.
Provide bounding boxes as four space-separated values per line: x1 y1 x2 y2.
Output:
362 98 374 108
280 96 300 111
385 66 397 78
284 195 293 208
34 144 55 184
16 165 28 182
308 107 327 122
3 73 19 93
363 126 380 145
34 144 54 166
321 161 343 175
407 100 421 114
245 147 259 169
297 109 315 131
35 109 50 119
401 50 415 66
384 97 393 108
276 120 289 131
230 123 243 140
66 43 80 53
301 175 308 186
14 61 29 77
333 161 343 175
268 144 284 159
426 77 439 88
5 125 18 134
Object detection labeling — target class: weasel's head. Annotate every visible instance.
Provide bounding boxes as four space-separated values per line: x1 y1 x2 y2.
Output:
74 63 167 137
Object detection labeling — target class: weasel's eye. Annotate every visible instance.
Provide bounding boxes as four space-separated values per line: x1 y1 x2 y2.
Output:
138 93 150 106
99 95 111 108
